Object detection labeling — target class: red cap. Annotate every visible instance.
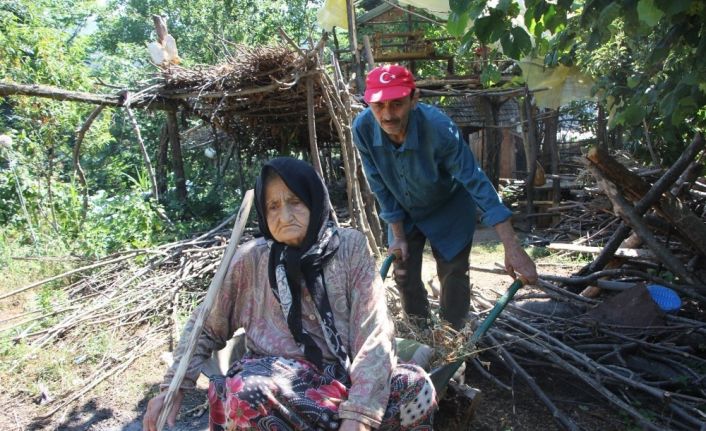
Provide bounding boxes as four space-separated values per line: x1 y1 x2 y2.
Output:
364 65 416 103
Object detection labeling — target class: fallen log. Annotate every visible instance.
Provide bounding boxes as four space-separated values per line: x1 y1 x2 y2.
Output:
587 164 697 285
586 136 706 258
578 132 705 277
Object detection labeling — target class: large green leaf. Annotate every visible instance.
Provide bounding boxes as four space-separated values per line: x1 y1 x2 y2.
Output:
448 10 470 37
496 0 513 13
458 30 476 54
473 15 497 43
617 103 646 126
450 0 472 14
637 0 663 27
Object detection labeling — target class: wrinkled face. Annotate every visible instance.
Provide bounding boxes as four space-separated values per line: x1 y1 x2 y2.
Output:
369 94 416 144
265 174 310 247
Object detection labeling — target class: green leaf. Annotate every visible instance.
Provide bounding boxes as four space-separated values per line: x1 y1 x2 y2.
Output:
627 75 640 89
659 0 691 17
468 1 487 20
637 0 663 27
448 10 470 37
511 25 533 56
458 30 476 54
617 103 646 126
496 0 513 13
481 64 502 86
450 0 472 14
474 15 495 43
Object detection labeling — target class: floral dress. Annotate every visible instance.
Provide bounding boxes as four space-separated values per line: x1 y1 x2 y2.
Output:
207 356 434 430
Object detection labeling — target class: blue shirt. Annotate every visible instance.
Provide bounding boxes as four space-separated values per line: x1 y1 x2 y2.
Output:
352 103 512 260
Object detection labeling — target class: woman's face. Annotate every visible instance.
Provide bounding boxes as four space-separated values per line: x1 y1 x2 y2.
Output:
264 174 310 247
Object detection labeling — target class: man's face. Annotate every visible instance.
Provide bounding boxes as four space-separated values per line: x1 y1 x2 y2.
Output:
369 94 417 143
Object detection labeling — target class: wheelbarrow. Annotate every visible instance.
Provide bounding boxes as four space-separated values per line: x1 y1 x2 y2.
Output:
380 254 523 395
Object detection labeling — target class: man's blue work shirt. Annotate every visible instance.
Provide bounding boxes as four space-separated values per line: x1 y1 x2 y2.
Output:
352 103 512 261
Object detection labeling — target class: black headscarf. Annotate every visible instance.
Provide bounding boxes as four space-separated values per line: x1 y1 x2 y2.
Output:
254 157 348 370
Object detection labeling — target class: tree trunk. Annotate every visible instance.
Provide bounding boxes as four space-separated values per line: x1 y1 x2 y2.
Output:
596 103 607 149
166 110 187 205
520 88 538 225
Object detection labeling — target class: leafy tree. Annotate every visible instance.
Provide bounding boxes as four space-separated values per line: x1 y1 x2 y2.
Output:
449 0 705 160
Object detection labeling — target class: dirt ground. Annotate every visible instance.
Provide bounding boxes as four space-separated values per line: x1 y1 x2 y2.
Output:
1 226 622 431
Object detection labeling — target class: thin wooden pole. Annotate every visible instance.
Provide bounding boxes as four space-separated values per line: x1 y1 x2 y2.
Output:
156 189 254 431
306 77 324 177
125 106 160 201
345 0 364 93
362 35 375 72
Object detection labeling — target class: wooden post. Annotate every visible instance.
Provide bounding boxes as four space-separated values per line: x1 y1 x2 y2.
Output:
520 87 538 224
156 190 254 431
362 35 375 72
546 109 560 208
345 0 364 94
306 77 324 178
156 124 169 199
167 110 187 205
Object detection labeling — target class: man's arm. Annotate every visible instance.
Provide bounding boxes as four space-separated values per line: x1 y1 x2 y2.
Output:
494 219 538 284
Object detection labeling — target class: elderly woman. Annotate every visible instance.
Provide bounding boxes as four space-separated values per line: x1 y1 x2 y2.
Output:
143 157 436 431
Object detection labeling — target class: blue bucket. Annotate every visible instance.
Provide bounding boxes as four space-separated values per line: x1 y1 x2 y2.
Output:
646 284 681 313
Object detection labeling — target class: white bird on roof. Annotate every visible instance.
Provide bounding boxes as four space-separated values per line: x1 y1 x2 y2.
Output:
147 41 166 66
163 34 180 64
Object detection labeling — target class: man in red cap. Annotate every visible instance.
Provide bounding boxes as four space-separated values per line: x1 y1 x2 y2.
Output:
353 64 537 329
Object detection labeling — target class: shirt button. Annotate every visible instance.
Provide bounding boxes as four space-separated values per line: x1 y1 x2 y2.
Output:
308 314 316 321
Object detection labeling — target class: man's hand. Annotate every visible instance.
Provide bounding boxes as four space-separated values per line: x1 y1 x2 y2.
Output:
388 236 409 262
504 244 538 285
339 419 372 431
494 219 538 285
143 389 184 431
388 221 409 261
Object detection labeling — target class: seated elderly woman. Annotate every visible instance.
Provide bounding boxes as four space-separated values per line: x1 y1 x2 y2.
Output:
143 157 436 431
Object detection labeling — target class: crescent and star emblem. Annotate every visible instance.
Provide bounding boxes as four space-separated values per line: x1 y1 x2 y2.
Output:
379 72 394 84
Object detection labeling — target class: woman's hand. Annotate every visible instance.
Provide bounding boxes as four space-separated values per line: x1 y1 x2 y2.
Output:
339 419 372 431
142 389 184 431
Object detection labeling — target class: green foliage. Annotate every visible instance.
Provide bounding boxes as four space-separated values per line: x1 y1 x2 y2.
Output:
449 0 705 161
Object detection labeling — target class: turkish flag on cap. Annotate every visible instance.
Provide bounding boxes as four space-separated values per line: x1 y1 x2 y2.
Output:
364 65 416 103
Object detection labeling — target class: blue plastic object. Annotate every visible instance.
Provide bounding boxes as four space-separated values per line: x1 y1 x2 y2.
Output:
646 284 681 313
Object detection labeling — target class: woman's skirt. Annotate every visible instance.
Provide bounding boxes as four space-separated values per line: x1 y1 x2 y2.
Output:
208 356 435 430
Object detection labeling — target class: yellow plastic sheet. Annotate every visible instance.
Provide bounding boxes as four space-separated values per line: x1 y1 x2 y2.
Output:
316 0 451 31
520 60 596 109
317 0 349 31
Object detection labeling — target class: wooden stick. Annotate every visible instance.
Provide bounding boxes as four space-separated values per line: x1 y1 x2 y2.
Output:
73 105 105 221
125 106 160 202
156 189 254 431
0 252 142 301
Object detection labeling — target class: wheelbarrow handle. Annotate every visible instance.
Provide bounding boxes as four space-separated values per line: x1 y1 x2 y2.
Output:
430 278 524 394
469 278 524 345
379 254 396 280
